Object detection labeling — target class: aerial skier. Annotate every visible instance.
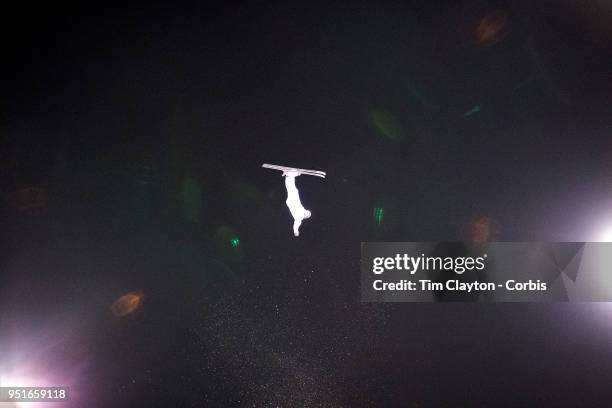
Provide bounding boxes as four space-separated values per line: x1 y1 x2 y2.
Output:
262 163 326 237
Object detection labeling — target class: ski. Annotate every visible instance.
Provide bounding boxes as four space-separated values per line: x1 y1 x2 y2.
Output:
262 163 326 178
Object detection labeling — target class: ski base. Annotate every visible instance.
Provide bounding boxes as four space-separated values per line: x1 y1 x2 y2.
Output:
262 163 326 178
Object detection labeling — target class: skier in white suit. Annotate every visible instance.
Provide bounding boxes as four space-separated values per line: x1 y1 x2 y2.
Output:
283 170 311 237
261 163 325 237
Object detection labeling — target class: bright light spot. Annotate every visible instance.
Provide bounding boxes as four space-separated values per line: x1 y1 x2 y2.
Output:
0 341 76 408
0 374 45 387
598 225 612 242
0 374 51 407
230 238 240 248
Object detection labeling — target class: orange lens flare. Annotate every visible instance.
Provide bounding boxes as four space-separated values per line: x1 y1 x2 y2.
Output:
6 186 48 210
111 291 144 317
468 216 500 242
473 10 509 47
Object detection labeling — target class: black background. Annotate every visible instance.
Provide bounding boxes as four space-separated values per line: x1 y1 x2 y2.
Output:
2 1 612 406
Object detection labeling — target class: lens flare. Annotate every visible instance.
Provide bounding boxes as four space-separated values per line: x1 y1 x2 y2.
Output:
6 186 48 215
373 207 384 226
179 177 202 223
468 216 500 242
110 291 144 317
0 317 90 408
463 105 481 118
369 109 405 142
598 226 612 242
474 10 508 47
457 6 511 49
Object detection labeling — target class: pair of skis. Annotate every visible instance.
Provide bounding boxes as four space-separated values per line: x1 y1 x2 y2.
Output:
262 163 326 178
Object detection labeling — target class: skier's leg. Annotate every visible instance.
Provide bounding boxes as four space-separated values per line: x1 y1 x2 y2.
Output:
293 218 302 237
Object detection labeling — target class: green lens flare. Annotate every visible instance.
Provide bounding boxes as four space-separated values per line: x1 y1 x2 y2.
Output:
179 177 202 223
401 78 434 108
373 207 384 226
463 105 481 118
369 109 404 141
214 226 244 261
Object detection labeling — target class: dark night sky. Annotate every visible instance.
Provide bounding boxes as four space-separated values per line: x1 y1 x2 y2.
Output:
2 1 612 406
